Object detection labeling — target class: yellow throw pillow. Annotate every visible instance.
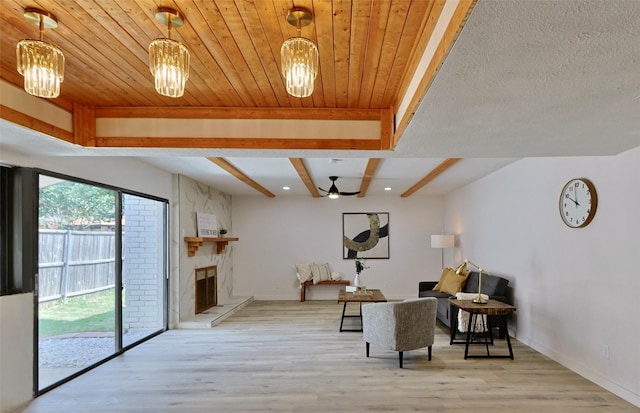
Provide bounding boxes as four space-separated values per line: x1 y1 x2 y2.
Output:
432 268 452 291
440 268 469 295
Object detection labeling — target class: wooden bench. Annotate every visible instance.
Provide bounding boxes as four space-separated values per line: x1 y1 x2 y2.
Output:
300 280 350 302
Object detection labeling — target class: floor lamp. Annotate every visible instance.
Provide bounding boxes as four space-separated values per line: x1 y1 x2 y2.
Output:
431 235 454 268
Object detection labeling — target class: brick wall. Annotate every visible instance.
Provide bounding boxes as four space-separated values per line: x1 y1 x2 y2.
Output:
123 196 165 331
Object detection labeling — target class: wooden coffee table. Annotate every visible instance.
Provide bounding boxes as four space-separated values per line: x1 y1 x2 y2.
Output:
337 289 387 332
449 298 516 359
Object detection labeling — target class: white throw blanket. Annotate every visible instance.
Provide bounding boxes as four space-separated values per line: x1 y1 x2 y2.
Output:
455 292 489 333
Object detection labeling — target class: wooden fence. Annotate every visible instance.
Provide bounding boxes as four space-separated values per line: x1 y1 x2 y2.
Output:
38 230 116 303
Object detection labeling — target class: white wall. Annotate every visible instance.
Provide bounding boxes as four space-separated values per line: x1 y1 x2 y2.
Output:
0 149 173 201
0 294 33 413
0 149 174 413
444 146 640 407
232 195 445 300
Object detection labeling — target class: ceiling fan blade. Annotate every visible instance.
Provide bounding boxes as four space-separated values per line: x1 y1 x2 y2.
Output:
320 177 358 198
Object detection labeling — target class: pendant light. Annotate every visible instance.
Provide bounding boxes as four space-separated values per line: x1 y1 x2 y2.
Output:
281 8 318 98
149 7 190 98
16 8 65 98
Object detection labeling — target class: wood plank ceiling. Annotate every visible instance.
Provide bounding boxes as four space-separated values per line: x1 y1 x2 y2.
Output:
1 0 437 109
0 0 474 197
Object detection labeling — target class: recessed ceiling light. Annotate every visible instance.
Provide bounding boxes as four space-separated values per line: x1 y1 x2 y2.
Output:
384 187 392 191
283 186 290 190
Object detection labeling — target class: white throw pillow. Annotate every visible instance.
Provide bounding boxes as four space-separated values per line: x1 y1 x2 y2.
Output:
330 272 342 281
455 292 489 333
310 263 331 284
295 263 313 283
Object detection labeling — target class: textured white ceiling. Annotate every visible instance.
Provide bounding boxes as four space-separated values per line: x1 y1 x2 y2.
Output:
398 0 640 158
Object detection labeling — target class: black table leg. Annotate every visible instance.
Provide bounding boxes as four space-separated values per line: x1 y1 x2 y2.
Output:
339 302 347 332
339 302 364 332
465 313 514 359
464 313 473 359
487 316 494 345
450 314 457 345
482 315 491 356
503 314 514 359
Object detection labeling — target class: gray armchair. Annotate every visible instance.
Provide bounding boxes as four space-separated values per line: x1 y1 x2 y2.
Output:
362 297 438 368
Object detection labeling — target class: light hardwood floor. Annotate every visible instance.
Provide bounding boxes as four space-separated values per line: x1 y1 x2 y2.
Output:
16 301 638 412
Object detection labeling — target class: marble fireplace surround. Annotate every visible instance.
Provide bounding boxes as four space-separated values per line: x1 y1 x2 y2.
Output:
173 175 252 328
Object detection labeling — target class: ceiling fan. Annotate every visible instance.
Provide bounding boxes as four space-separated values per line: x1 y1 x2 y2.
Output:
318 176 360 199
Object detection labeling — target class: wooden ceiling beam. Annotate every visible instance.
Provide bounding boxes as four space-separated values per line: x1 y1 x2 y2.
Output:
391 0 444 116
97 137 381 151
0 104 73 144
206 157 275 198
393 0 477 148
73 103 96 146
94 107 382 120
358 158 382 197
289 158 320 198
401 158 461 197
380 108 393 150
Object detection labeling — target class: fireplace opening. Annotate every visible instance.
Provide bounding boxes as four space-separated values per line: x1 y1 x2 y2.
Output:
195 265 217 314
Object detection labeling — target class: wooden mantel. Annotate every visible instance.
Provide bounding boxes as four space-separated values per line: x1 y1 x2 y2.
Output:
184 237 239 256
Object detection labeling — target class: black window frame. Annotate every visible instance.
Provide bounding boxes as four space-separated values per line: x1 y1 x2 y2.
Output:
0 166 8 295
1 166 37 296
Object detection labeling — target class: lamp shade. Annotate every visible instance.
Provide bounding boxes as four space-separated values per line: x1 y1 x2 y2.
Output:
149 38 190 98
281 37 318 98
431 235 454 249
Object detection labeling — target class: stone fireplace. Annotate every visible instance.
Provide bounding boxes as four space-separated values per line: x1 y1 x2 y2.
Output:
195 265 217 314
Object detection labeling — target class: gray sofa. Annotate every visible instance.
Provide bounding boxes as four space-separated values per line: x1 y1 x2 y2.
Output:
418 272 510 333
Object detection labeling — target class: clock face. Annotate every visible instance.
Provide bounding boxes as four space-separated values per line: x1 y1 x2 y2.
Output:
559 178 598 228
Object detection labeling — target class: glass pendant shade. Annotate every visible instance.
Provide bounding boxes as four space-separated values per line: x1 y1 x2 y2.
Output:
281 37 318 98
16 8 65 99
149 38 190 98
16 40 65 98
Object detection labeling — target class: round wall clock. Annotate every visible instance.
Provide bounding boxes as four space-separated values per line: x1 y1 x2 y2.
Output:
559 178 598 228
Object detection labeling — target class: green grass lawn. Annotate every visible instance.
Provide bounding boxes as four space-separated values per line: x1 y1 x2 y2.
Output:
38 290 116 337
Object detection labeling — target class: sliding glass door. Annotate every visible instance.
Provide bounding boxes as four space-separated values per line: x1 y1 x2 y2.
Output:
36 173 167 393
37 176 117 390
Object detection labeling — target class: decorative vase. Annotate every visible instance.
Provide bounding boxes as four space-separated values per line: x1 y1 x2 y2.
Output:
354 273 360 288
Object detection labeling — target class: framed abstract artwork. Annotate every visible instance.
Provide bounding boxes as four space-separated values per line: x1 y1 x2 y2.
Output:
342 212 389 259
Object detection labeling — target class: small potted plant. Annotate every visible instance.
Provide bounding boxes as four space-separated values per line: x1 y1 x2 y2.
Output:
354 257 369 289
219 228 228 237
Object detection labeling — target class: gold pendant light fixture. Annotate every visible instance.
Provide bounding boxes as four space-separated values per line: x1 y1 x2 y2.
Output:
149 7 190 98
16 8 65 98
281 8 318 98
